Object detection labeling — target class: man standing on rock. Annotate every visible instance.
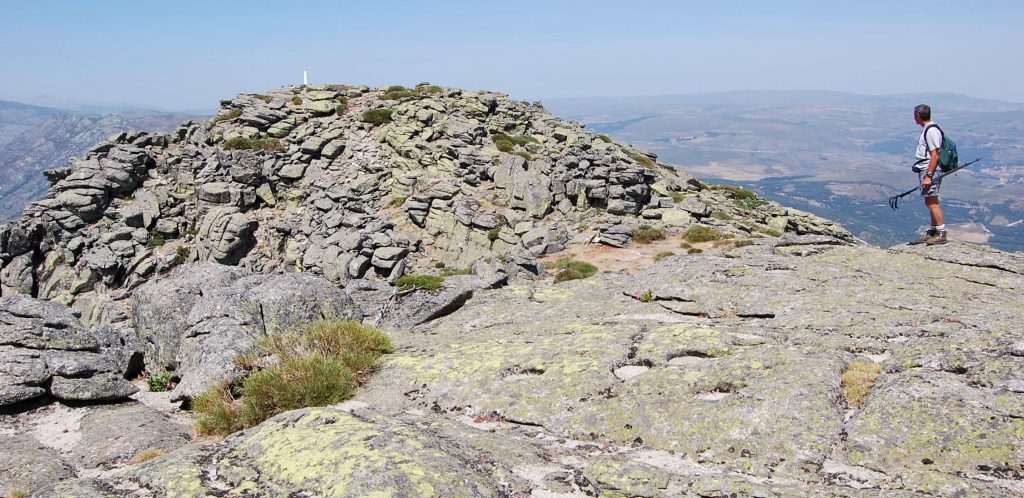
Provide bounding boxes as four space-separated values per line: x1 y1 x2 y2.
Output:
910 104 948 245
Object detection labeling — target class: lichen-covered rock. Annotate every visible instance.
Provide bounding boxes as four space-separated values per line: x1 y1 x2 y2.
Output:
70 403 191 469
134 266 364 400
0 435 75 496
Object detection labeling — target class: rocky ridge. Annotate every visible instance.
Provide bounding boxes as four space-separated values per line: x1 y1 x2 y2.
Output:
6 84 1019 497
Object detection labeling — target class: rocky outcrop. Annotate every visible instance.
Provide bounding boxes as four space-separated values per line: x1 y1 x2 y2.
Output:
132 264 363 400
0 297 138 406
0 83 849 328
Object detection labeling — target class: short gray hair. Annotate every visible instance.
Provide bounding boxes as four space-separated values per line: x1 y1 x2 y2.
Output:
914 104 931 120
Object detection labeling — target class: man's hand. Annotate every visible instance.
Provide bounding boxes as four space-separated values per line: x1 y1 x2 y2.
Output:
922 174 932 187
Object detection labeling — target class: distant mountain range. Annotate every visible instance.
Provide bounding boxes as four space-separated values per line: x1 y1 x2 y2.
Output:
0 100 205 221
546 90 1024 251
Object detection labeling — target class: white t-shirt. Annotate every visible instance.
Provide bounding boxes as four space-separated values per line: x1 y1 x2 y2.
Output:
916 123 943 160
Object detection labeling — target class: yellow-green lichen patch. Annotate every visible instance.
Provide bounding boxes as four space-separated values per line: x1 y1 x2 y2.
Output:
846 371 1024 478
582 456 671 498
121 445 209 498
216 408 529 496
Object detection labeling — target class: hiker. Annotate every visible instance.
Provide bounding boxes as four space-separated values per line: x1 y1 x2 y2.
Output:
910 104 947 245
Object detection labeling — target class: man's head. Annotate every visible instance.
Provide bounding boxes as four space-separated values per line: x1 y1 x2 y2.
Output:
914 104 931 125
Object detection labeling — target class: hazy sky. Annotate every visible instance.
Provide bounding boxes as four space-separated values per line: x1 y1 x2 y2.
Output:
2 0 1021 111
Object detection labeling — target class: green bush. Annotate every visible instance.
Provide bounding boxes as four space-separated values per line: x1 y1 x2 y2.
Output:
494 139 514 153
383 90 416 100
146 370 176 392
222 137 285 152
290 96 302 105
545 257 598 283
395 274 445 291
598 134 613 143
654 251 675 261
335 97 349 116
487 228 501 242
146 233 166 248
385 85 408 92
418 85 444 94
687 248 703 254
626 152 655 168
361 109 393 126
193 320 393 436
682 225 724 244
633 225 666 244
210 108 242 124
671 192 685 203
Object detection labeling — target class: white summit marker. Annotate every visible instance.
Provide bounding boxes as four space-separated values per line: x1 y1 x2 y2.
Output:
303 71 308 85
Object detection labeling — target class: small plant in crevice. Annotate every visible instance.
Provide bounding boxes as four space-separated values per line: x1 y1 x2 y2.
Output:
146 233 166 248
395 274 445 292
146 370 176 392
192 320 393 436
487 228 501 243
132 448 167 464
842 361 884 407
174 245 190 264
639 290 654 302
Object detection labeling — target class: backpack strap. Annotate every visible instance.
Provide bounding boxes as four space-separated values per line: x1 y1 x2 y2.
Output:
922 123 943 152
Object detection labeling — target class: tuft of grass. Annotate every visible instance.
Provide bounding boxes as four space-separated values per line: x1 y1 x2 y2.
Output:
682 225 724 244
487 228 501 243
395 274 445 292
253 94 272 103
383 90 416 100
439 266 474 277
415 84 444 93
146 233 166 248
710 184 767 211
842 361 884 407
633 225 666 244
711 211 732 221
335 96 349 116
514 151 533 162
753 225 784 237
687 248 703 254
654 251 675 262
361 109 393 126
146 370 176 392
626 152 655 168
8 491 28 498
210 108 242 125
385 85 408 92
545 257 598 283
175 245 190 264
384 196 406 209
290 96 302 105
639 290 654 302
671 192 685 203
222 137 285 152
598 134 613 143
193 320 393 436
133 448 166 464
494 138 514 153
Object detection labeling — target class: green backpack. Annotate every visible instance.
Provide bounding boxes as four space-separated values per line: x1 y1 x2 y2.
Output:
923 123 959 172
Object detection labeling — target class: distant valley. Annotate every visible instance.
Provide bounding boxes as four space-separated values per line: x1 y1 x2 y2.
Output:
0 100 204 221
547 90 1024 251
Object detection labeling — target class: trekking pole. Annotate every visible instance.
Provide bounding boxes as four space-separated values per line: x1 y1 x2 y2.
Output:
888 158 981 210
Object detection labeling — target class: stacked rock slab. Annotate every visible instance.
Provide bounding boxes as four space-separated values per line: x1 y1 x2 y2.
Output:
0 83 850 327
0 297 138 406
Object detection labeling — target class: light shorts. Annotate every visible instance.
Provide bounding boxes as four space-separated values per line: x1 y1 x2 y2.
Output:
918 169 942 198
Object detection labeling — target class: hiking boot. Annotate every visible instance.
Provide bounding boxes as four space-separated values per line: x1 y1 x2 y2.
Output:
925 231 948 245
909 229 937 245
